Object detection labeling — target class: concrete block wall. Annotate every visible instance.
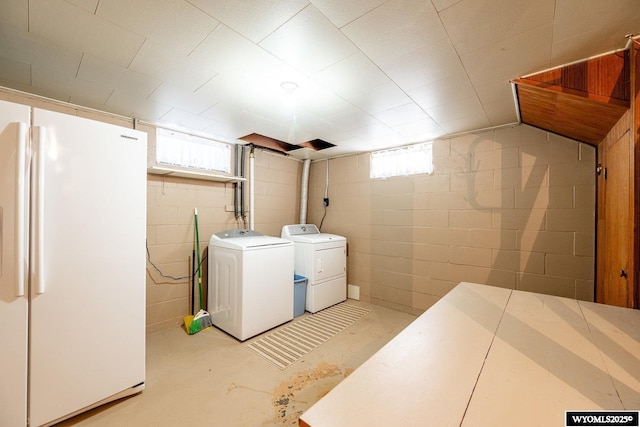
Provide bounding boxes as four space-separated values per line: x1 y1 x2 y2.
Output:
0 87 596 328
307 124 596 315
145 147 301 332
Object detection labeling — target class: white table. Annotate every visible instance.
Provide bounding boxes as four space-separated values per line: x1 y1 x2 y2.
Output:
299 282 640 427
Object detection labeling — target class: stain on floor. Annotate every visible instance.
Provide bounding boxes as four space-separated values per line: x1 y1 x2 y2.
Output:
267 362 352 426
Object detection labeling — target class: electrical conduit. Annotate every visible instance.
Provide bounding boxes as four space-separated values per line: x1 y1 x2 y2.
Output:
300 159 311 224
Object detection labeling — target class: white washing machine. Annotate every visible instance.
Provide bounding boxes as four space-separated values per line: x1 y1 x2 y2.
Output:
281 224 346 313
208 229 294 341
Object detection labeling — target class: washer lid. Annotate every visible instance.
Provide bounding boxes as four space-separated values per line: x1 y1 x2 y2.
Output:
210 229 293 249
281 224 346 243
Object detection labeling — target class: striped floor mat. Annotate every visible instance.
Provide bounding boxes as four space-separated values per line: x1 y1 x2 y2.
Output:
246 303 371 370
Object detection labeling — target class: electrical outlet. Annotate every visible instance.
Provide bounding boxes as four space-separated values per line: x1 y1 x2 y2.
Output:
323 198 329 207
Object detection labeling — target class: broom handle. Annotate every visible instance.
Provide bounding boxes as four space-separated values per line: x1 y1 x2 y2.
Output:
195 208 203 310
191 249 195 315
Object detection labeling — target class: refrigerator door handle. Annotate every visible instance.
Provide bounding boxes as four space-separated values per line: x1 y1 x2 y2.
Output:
14 122 28 297
33 126 46 294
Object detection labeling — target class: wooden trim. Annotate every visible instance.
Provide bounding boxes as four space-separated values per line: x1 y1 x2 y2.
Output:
514 82 628 146
632 41 640 308
519 50 630 102
513 78 630 107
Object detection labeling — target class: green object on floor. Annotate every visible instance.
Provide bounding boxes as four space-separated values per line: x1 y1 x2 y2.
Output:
185 208 212 335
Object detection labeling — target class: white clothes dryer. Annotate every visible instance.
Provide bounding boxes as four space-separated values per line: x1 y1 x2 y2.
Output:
281 224 346 313
208 229 294 341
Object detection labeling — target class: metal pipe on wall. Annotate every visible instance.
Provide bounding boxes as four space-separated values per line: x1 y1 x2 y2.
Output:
249 145 255 230
240 145 246 226
233 144 239 220
299 159 311 224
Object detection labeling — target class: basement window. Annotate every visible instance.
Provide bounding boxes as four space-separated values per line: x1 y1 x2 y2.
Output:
370 142 433 179
155 128 231 174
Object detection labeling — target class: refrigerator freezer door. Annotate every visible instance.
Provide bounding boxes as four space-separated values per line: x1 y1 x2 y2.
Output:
29 109 147 426
0 100 30 427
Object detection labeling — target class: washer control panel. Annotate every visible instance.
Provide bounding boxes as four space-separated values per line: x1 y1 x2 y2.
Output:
286 224 320 235
215 229 263 239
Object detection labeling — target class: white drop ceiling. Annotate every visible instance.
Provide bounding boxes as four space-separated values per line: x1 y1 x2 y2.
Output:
0 0 638 159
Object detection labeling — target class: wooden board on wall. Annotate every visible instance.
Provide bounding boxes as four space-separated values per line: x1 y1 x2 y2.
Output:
513 50 630 147
633 40 640 308
514 81 628 146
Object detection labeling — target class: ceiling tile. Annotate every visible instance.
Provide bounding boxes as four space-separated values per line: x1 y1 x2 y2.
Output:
431 0 463 12
461 24 553 101
66 0 99 13
96 0 168 36
106 89 172 122
0 0 635 160
311 52 390 99
99 0 219 55
30 0 144 67
32 66 115 106
67 79 115 108
482 98 518 126
128 39 216 92
260 5 358 75
30 66 74 102
160 108 218 131
148 2 219 55
0 26 83 77
426 98 486 124
0 77 34 95
392 117 443 141
187 0 308 43
322 106 379 133
550 0 640 66
437 109 491 134
0 55 30 85
294 80 358 117
408 72 477 110
342 0 447 61
347 121 397 142
552 0 640 49
439 0 555 54
148 83 218 115
472 79 515 109
373 102 431 127
199 101 260 139
378 40 465 90
189 24 283 78
77 55 161 100
194 74 245 108
310 0 387 28
0 0 28 30
346 81 412 115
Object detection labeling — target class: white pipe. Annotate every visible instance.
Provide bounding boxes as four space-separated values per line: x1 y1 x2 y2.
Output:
510 81 521 123
625 34 635 50
299 159 311 224
249 147 255 230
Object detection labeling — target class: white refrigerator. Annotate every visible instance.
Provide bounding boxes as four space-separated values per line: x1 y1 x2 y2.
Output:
0 100 147 426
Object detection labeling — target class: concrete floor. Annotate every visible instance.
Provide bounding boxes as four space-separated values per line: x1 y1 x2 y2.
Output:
57 300 416 427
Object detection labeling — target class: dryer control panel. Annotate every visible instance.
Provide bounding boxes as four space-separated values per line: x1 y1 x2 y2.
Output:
284 224 320 236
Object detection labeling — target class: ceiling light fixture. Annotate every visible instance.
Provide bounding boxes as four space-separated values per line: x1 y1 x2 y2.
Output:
280 81 298 95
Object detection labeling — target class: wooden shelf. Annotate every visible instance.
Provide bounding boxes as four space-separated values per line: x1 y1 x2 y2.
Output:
147 165 245 182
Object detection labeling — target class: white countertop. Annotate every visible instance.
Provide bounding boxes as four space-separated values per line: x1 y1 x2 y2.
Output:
299 282 640 427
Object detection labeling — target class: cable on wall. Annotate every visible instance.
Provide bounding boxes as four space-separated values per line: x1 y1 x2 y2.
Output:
145 239 206 284
319 158 329 230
